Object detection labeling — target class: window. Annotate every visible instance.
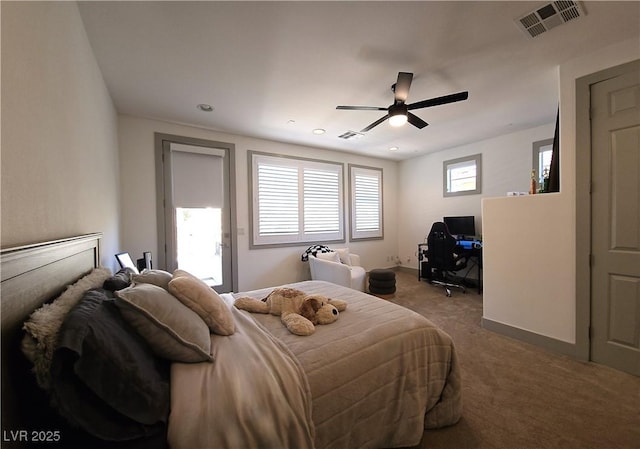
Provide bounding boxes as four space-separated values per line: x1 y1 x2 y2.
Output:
532 138 553 186
250 152 344 246
443 154 482 197
349 165 383 240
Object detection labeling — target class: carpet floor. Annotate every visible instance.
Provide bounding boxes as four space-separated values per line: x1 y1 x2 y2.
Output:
380 270 640 449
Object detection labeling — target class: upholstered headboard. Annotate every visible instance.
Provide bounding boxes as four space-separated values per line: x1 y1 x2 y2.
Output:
0 233 101 440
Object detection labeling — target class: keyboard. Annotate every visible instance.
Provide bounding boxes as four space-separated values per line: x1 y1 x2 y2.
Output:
458 240 482 250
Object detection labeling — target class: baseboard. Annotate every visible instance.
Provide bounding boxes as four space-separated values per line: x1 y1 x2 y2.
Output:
394 266 418 275
481 317 577 358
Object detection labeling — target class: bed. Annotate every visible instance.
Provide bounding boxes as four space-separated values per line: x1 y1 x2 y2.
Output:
1 233 461 449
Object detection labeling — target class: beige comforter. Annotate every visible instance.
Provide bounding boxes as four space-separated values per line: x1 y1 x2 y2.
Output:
169 280 461 449
167 303 315 449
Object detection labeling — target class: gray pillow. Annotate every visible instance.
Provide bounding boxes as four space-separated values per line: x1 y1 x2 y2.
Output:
22 267 113 390
51 288 169 440
103 267 136 292
115 283 213 363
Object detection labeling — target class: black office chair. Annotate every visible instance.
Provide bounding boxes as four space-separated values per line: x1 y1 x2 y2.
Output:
425 222 469 297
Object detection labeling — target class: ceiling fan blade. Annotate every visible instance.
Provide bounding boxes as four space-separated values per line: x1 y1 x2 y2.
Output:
407 91 469 110
360 114 389 132
336 105 388 111
394 72 413 103
407 112 428 129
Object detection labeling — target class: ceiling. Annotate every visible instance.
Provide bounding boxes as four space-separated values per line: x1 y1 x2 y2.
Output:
77 1 640 161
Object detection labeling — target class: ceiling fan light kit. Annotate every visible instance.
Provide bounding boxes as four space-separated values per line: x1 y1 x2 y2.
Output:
337 72 468 133
389 105 408 127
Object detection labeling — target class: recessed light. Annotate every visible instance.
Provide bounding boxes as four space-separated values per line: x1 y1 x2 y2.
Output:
197 104 213 112
287 120 296 125
389 146 399 151
313 128 326 135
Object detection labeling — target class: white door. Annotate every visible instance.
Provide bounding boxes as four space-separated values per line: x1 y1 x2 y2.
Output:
160 139 234 293
590 62 640 376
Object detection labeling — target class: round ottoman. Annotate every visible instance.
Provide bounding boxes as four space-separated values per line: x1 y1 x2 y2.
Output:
368 268 396 295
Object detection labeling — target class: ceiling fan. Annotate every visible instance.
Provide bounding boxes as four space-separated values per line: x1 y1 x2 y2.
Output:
336 72 469 132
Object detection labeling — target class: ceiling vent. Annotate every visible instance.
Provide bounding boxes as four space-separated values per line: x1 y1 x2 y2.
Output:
338 131 364 140
516 1 585 38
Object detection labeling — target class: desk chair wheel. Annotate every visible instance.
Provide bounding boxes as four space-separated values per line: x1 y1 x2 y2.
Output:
445 286 466 297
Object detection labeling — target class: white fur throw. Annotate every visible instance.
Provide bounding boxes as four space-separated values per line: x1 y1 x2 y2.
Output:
21 267 112 390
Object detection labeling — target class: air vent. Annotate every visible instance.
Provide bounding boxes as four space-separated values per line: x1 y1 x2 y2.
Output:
338 131 364 140
516 1 585 38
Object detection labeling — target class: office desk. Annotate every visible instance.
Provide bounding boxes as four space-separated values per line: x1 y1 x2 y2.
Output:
418 241 483 293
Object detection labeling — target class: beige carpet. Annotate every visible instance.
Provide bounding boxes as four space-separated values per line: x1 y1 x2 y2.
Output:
381 270 640 449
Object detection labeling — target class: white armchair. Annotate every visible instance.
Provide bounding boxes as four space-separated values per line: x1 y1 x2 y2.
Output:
308 250 366 291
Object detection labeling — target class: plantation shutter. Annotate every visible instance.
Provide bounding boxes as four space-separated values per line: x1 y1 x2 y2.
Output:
350 166 383 240
257 163 299 236
304 168 340 234
252 153 344 245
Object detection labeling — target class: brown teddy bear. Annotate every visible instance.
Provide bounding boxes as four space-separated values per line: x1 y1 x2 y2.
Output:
234 287 347 336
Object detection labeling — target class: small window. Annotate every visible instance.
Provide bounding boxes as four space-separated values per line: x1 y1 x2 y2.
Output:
532 138 553 187
349 165 383 240
250 152 344 247
443 154 482 197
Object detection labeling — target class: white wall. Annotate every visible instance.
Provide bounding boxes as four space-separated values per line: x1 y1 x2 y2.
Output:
483 194 575 342
482 38 640 346
118 115 399 292
397 123 555 268
0 2 120 269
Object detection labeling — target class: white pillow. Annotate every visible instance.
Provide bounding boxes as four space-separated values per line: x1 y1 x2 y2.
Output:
169 270 235 336
334 248 352 266
316 251 340 263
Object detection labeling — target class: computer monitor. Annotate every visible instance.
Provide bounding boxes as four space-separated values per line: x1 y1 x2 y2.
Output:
443 216 476 238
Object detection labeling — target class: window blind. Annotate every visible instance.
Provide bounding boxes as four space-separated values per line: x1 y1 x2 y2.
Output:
304 168 340 234
251 153 344 246
257 163 299 236
171 143 224 208
350 166 383 240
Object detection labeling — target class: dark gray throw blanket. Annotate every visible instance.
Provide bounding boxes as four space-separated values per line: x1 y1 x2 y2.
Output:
50 288 170 441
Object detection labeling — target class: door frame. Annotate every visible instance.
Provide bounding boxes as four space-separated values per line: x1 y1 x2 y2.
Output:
575 59 640 361
154 132 238 292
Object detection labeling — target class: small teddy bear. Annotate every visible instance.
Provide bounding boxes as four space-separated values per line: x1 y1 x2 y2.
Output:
234 287 347 336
